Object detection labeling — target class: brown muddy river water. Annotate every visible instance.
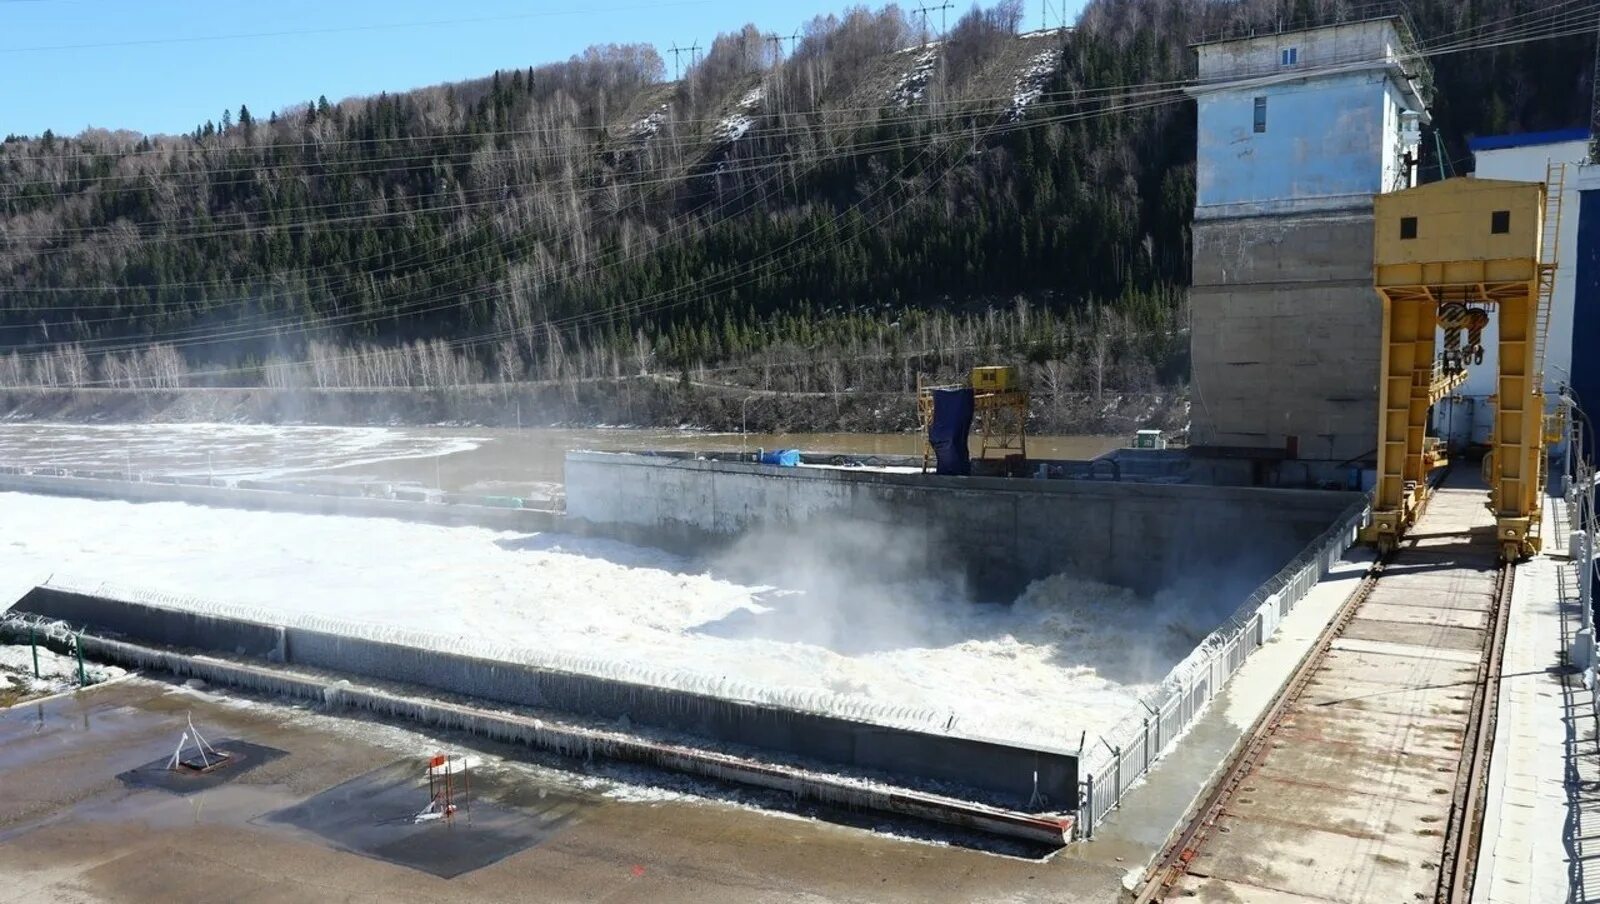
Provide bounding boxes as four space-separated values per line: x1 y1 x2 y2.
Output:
0 423 1124 500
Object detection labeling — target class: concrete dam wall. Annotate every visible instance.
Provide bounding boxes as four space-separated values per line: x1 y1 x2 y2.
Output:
564 452 1362 599
13 585 1079 811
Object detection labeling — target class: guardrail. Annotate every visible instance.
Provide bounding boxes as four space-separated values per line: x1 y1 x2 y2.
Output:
1074 494 1371 837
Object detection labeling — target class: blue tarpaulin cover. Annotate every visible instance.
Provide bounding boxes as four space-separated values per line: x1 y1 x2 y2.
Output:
927 388 974 476
759 448 802 467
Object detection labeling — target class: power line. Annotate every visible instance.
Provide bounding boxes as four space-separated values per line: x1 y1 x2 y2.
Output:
3 3 1593 369
0 1 726 54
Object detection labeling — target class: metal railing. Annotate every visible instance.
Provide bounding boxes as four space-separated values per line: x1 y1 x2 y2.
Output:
1560 388 1600 715
1075 494 1371 837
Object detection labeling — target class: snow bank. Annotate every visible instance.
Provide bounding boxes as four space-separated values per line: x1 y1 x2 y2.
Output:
0 642 125 697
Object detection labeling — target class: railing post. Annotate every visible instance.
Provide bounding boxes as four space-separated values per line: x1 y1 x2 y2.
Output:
1082 776 1094 840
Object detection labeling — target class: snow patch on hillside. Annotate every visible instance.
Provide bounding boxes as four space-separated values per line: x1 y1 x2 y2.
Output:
627 104 670 141
713 86 764 144
890 46 940 108
1007 47 1062 121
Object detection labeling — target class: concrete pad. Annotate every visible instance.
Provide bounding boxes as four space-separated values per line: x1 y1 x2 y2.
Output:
1299 677 1472 721
1360 580 1493 612
1314 646 1479 685
264 760 581 878
1349 601 1487 630
1327 636 1483 665
1170 874 1344 903
0 678 1129 903
1184 814 1437 903
116 739 289 796
1161 482 1501 903
1273 707 1467 761
1220 773 1447 852
1337 618 1486 653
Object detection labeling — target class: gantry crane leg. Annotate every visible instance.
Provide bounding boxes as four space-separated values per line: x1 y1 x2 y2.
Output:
1490 290 1544 560
1367 294 1437 554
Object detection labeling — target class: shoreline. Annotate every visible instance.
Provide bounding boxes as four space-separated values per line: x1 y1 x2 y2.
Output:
0 381 1186 435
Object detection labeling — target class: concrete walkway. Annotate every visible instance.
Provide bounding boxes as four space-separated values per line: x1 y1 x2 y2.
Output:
1476 496 1600 903
1166 477 1503 902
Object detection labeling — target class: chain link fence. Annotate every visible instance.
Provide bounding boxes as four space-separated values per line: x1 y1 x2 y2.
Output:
1075 495 1371 837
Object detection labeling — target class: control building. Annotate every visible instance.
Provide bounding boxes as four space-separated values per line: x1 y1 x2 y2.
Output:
1186 17 1431 485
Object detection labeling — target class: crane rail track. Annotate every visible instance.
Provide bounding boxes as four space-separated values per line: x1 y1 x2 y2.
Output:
1436 560 1514 903
1133 481 1516 904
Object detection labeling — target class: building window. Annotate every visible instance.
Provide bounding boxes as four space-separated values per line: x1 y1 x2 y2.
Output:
1253 96 1267 133
1400 216 1418 240
1491 210 1511 234
1281 47 1299 66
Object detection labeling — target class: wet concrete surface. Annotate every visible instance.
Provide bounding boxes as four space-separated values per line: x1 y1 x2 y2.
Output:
0 678 1128 903
265 759 580 878
113 739 287 797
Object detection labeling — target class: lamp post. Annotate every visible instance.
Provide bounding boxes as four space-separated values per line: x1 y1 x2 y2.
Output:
741 396 756 458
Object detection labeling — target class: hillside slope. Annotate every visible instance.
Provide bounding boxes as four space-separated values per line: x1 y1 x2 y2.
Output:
0 0 1592 420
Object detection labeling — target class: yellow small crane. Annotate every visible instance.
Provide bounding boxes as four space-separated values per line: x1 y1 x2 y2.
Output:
916 366 1029 474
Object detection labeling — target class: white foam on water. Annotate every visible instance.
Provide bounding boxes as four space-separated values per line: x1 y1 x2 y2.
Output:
0 423 486 482
0 491 1211 748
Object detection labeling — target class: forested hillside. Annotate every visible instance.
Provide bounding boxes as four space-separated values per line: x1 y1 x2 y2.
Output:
0 0 1593 429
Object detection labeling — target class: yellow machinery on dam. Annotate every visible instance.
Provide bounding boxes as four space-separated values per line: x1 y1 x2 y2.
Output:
1363 170 1565 561
917 366 1029 474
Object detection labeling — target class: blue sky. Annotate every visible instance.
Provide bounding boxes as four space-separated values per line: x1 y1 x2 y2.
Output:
1 0 1089 138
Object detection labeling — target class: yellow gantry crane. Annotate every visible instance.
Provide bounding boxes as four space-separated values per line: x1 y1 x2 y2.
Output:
1363 168 1564 561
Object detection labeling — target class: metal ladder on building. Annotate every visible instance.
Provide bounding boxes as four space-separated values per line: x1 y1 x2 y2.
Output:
1534 160 1566 381
1528 161 1566 553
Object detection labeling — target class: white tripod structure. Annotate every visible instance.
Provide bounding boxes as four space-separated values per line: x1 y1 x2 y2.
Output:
167 713 223 771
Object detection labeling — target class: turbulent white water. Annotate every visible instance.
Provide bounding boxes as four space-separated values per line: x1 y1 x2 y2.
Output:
0 422 485 481
0 491 1213 748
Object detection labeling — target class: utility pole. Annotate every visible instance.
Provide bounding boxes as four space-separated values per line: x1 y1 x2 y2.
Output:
669 43 686 82
668 43 701 82
915 2 953 41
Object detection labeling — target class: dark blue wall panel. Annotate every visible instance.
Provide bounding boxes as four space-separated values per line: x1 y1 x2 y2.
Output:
1574 188 1600 463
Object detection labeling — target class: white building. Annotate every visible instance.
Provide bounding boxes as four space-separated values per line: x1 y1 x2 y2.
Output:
1435 129 1590 449
1191 19 1429 221
1187 17 1431 484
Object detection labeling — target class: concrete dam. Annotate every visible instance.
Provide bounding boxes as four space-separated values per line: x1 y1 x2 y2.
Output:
1 441 1366 845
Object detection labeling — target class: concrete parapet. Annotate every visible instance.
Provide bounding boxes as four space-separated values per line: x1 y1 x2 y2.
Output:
563 451 1359 599
72 632 1073 846
14 585 1079 812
